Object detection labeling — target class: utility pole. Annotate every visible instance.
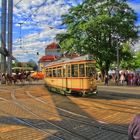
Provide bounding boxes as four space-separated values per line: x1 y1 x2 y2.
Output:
7 0 13 75
1 0 7 73
116 39 119 84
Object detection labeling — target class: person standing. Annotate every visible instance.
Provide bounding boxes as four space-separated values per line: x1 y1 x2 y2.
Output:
120 73 125 86
128 114 140 140
104 75 108 86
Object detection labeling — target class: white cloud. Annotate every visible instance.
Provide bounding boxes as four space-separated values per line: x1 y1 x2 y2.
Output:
12 0 139 62
13 0 71 62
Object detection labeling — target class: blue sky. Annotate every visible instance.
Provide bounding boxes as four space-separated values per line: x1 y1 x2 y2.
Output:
5 0 140 62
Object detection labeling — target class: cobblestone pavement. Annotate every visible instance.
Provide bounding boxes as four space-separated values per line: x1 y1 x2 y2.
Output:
0 84 139 140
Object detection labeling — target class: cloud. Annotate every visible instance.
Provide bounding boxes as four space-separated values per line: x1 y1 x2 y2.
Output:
13 0 72 62
12 0 140 62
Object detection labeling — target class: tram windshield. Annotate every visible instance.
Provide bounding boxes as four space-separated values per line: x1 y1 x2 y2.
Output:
86 63 96 77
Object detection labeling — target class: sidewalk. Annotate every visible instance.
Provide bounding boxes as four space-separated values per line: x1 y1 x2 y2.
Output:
97 81 140 94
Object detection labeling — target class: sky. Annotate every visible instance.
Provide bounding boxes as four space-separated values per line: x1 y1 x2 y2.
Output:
2 0 140 62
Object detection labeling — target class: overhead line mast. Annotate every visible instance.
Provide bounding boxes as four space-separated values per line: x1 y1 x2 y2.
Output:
1 0 7 73
7 0 13 75
1 0 14 74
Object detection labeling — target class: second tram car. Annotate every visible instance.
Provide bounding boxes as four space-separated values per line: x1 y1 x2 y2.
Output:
44 54 97 96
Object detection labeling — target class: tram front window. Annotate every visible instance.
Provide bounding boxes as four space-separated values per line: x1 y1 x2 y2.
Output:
86 63 96 77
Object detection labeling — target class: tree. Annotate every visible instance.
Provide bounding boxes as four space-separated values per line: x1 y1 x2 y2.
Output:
56 0 138 79
27 59 38 71
121 51 140 70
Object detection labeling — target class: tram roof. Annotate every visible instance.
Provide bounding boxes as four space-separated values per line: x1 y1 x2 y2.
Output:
45 54 95 68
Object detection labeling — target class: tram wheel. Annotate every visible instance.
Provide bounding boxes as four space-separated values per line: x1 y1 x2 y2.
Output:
60 90 66 96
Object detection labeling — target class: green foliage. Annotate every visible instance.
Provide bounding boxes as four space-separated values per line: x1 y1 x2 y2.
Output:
12 59 37 71
56 0 138 75
121 51 140 70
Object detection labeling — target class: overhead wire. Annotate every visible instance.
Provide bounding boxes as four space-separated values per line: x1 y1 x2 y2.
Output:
14 0 48 54
14 0 63 57
14 0 23 7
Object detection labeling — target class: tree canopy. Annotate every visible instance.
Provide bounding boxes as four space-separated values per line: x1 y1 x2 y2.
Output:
56 0 138 76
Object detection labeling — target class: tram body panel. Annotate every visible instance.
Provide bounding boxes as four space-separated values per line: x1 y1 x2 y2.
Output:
45 77 97 94
44 77 67 90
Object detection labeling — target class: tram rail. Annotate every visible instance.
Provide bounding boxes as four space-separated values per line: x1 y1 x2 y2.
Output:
0 99 63 140
0 85 137 139
25 91 128 135
11 88 128 139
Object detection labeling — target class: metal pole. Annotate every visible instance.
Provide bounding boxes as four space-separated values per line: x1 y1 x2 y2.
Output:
116 39 119 84
1 0 7 73
7 0 13 75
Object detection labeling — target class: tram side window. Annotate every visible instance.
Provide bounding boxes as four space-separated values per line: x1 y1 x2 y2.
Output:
79 64 85 77
67 65 71 77
63 68 66 77
57 67 62 77
71 64 78 77
47 69 52 77
53 68 57 77
86 65 96 77
46 69 49 77
46 69 48 77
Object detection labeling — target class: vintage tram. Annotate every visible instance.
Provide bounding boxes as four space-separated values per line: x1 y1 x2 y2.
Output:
44 54 97 96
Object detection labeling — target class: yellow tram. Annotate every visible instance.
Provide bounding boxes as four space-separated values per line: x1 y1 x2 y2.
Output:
44 54 97 96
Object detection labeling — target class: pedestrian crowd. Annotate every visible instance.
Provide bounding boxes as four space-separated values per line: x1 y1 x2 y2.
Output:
102 72 140 86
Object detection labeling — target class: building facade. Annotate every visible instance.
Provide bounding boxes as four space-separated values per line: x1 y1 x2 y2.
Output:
38 42 62 71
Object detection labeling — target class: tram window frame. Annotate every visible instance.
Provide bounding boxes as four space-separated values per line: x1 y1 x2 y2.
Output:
53 68 57 77
79 64 85 77
71 64 78 77
57 66 62 77
85 63 96 77
67 65 71 77
47 68 52 77
46 69 48 77
63 65 66 77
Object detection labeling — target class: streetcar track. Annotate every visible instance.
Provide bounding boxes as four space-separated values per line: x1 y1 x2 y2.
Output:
24 91 128 135
0 91 75 140
0 101 63 140
11 90 90 140
0 95 63 140
28 91 140 115
81 94 140 112
0 86 132 140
